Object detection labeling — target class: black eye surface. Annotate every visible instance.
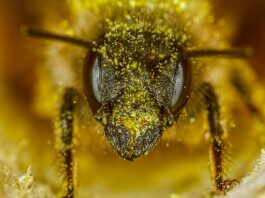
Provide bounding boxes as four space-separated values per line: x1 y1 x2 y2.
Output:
171 61 185 107
91 56 102 103
152 57 191 117
84 52 124 115
83 52 102 114
170 58 192 116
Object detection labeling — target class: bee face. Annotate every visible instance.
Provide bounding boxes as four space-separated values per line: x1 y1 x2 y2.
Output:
83 13 191 159
3 0 265 197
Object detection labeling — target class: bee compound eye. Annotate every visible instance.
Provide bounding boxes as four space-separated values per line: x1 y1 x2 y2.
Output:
83 52 102 114
171 61 185 107
170 58 192 115
91 56 102 103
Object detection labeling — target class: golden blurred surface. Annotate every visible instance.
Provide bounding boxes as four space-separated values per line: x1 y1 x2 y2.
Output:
0 0 264 197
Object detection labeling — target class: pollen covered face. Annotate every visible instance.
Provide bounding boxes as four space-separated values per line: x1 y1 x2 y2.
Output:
100 80 170 160
8 0 265 197
87 14 191 160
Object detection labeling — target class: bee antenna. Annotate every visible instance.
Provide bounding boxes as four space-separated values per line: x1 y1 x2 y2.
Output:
21 26 93 48
184 48 253 59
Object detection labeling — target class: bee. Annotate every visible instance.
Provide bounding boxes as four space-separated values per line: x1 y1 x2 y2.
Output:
20 0 265 197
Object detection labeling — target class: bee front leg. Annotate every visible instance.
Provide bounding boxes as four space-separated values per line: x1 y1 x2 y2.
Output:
58 88 79 198
230 70 264 120
201 83 239 195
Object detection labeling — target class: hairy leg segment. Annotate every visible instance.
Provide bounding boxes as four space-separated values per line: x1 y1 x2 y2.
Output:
201 83 239 195
230 71 264 121
59 88 79 198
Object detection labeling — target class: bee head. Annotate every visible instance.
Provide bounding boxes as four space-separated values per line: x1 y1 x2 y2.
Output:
22 3 251 162
83 15 192 160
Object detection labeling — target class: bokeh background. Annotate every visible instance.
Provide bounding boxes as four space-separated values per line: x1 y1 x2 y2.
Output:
0 0 264 197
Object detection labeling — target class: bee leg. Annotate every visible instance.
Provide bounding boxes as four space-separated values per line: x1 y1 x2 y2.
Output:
58 88 79 198
230 71 263 119
201 83 239 195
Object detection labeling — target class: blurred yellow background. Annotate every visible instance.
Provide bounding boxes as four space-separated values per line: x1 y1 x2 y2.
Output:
0 0 265 197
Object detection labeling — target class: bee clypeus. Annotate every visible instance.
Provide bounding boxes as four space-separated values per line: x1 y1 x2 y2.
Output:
22 0 264 197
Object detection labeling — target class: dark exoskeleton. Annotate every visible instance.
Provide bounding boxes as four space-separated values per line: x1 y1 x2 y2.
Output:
21 6 258 197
